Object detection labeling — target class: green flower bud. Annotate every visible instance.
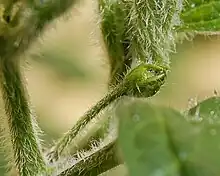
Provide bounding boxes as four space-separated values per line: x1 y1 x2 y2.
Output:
123 64 167 97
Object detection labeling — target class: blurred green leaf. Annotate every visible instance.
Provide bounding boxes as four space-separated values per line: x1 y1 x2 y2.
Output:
185 123 220 176
183 96 220 175
117 99 181 176
31 48 91 81
117 97 220 176
187 96 220 124
179 1 220 32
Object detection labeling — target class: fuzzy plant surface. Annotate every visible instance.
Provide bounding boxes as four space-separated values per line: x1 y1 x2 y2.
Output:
0 0 219 176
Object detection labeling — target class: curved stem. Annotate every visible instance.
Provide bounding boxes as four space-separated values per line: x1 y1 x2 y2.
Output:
47 63 167 162
47 83 127 162
0 59 47 176
56 139 121 176
66 106 114 154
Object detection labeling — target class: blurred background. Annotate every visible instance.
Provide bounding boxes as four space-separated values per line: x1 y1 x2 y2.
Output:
1 0 220 175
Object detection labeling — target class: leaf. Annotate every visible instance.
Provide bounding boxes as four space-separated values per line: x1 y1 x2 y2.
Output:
179 0 220 32
117 98 182 176
185 123 220 176
117 97 220 176
183 96 220 175
187 96 220 124
176 96 220 176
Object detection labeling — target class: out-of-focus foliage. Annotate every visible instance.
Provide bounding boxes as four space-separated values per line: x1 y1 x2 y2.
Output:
187 96 220 122
31 48 92 81
180 0 220 32
117 97 220 176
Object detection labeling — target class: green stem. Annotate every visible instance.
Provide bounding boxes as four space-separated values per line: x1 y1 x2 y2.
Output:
48 63 167 162
0 0 95 175
99 0 132 86
56 139 121 176
66 106 114 154
47 82 127 162
0 59 47 176
55 64 167 158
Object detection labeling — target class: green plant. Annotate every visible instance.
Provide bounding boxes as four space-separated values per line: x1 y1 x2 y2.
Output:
0 0 219 176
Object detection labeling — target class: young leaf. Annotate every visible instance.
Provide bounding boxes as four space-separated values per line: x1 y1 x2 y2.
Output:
187 96 220 124
117 99 181 176
179 1 220 32
184 96 220 175
117 97 220 176
185 124 220 176
167 96 220 176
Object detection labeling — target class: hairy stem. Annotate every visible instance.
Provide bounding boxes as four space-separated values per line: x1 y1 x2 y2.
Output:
47 82 127 162
99 0 132 86
66 107 114 154
56 139 120 176
100 0 182 87
47 63 167 163
126 0 182 66
0 59 46 176
0 0 97 175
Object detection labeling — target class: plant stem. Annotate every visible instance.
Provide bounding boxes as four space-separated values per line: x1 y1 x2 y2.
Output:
99 0 132 86
47 82 127 162
66 106 114 154
48 63 167 162
0 58 47 176
56 139 120 176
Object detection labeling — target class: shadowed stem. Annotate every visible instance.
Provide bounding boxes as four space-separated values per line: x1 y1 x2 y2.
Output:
57 139 121 176
0 58 47 176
